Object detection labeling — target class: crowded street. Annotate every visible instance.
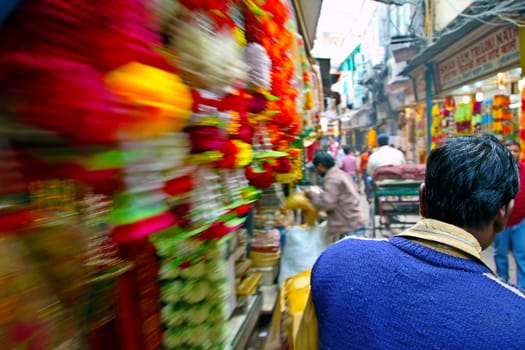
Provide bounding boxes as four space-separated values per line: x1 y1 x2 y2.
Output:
1 0 525 349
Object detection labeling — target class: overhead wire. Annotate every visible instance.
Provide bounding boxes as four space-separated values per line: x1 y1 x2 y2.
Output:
497 14 525 27
424 0 525 45
444 0 525 27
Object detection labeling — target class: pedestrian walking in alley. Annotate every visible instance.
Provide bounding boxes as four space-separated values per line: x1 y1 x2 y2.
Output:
338 145 358 183
327 135 339 160
305 151 366 243
493 140 525 288
308 135 525 349
367 133 406 177
359 145 372 199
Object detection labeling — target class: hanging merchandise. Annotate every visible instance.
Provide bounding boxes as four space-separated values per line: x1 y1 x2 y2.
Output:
243 0 302 149
431 104 445 149
366 129 378 148
443 96 456 137
493 95 504 135
494 95 513 137
472 97 482 135
275 147 303 185
168 2 247 94
429 97 456 148
0 0 315 348
299 38 315 113
109 134 192 244
152 237 232 349
455 102 472 136
481 99 493 135
245 42 272 92
104 62 194 136
0 0 177 145
0 0 185 348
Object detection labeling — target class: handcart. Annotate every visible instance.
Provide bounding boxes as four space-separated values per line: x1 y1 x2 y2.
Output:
369 164 426 238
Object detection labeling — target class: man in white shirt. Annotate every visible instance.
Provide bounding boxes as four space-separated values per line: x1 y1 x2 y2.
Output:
367 134 406 178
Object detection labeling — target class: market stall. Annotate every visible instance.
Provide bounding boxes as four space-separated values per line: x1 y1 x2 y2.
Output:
403 23 525 154
0 0 323 349
430 25 522 146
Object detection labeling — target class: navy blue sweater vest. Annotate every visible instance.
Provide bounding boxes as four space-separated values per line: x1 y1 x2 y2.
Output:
311 237 525 349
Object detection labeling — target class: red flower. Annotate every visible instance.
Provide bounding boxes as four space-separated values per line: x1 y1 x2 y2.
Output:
273 157 292 174
245 161 274 189
112 211 178 243
220 91 249 113
212 140 238 168
229 112 254 144
179 0 228 12
164 176 194 196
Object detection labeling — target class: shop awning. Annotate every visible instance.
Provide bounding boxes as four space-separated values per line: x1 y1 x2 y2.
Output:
291 0 323 54
400 19 484 76
320 110 339 119
401 0 525 76
341 103 373 125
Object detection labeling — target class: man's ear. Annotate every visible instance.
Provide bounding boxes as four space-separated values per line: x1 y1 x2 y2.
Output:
494 200 514 234
419 183 427 218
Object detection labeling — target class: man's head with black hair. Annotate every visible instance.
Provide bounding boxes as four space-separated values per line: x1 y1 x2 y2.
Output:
421 135 519 249
313 151 335 176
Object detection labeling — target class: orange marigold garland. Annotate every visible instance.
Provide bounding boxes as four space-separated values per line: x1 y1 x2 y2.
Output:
243 0 302 148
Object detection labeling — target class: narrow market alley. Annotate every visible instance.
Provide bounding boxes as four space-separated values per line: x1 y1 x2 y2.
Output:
0 0 524 349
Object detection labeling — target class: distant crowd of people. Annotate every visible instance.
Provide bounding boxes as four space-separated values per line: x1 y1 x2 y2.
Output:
315 134 407 198
305 134 407 242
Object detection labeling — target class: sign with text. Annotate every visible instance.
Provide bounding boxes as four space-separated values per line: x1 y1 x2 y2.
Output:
437 26 520 91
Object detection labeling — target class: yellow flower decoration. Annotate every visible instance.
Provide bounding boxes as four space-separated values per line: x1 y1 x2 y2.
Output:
233 27 247 47
105 62 193 133
232 140 253 167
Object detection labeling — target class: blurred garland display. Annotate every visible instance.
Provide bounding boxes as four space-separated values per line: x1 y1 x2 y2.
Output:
0 0 323 348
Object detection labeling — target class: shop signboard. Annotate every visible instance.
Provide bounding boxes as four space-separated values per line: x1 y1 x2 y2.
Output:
437 26 520 91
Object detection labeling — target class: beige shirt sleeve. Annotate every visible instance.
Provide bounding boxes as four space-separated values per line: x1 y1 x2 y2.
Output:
309 176 339 211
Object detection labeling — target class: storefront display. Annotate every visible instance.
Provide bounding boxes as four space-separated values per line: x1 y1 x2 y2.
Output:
430 68 524 150
403 22 524 156
0 0 323 349
398 104 427 163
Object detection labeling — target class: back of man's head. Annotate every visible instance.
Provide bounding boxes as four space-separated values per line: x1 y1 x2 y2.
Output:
313 151 335 169
343 145 351 155
377 134 389 146
423 135 519 230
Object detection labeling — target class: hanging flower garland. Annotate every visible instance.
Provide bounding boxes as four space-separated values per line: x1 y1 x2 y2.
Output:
298 36 314 112
0 0 186 145
243 0 302 148
167 0 247 94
